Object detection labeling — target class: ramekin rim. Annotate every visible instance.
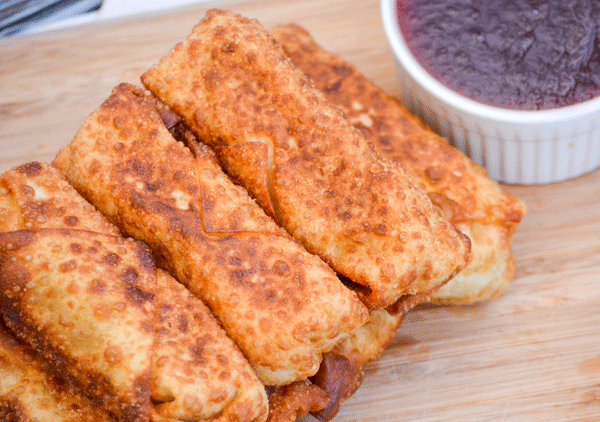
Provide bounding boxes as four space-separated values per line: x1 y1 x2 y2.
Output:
380 0 600 125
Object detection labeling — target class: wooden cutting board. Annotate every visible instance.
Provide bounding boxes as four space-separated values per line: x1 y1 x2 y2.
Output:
1 0 600 421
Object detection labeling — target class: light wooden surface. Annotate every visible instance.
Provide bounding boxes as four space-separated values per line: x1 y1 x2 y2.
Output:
2 0 600 421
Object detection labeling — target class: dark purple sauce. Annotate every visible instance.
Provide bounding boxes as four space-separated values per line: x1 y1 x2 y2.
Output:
397 0 600 110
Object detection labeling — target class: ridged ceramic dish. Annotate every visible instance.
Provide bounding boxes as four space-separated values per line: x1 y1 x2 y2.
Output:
381 0 600 185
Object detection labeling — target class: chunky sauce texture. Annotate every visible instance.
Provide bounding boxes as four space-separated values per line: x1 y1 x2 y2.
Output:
397 0 600 110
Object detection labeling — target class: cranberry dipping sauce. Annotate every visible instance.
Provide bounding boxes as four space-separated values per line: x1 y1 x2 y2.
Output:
381 0 600 184
396 0 600 111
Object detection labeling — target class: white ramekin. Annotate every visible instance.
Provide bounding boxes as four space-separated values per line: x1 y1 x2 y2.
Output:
381 0 600 185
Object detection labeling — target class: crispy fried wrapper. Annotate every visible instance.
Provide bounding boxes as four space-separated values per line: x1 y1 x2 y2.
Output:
153 269 268 421
0 319 116 422
0 228 157 422
52 83 369 386
140 9 471 310
270 23 526 304
0 161 269 422
0 162 122 237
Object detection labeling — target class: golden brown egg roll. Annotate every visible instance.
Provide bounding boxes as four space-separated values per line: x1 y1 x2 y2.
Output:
0 319 116 422
52 83 369 387
0 228 157 422
0 161 269 422
270 23 526 305
140 9 471 310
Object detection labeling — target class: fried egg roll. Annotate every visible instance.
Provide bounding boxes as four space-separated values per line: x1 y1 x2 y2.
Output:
0 228 157 422
0 162 269 422
140 9 471 310
0 319 116 422
270 23 526 304
52 83 369 387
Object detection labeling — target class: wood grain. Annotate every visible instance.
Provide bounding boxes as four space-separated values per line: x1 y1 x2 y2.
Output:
1 0 600 421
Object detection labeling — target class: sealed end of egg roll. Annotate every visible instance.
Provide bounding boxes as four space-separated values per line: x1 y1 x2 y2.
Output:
265 380 329 422
141 9 471 310
310 308 404 421
270 23 526 305
0 162 269 422
52 82 369 387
